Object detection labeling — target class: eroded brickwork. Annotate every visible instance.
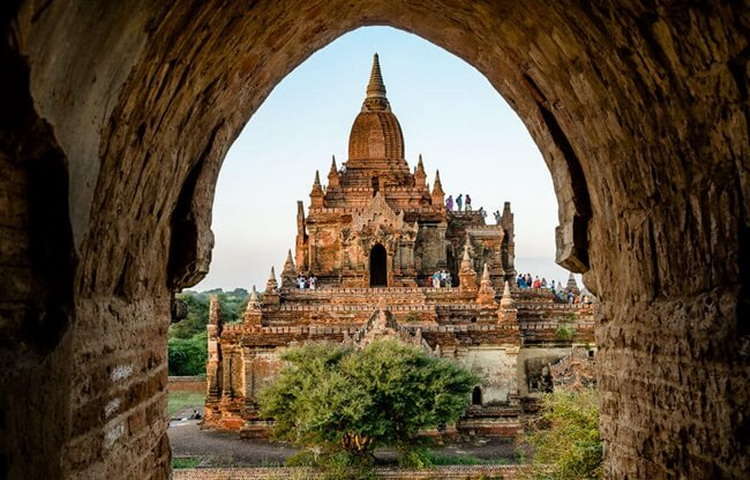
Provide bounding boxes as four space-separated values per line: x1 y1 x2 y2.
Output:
2 1 748 479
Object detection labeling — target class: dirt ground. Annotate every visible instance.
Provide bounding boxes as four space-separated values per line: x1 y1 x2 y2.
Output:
169 420 519 467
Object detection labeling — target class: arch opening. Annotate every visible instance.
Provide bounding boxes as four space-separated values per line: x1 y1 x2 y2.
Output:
472 386 483 406
369 244 387 287
2 3 747 480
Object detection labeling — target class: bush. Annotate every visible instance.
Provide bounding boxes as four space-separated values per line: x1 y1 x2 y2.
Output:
554 324 575 341
259 339 478 474
518 390 602 480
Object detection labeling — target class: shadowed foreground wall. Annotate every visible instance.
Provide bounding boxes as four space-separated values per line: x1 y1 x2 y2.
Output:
0 1 747 479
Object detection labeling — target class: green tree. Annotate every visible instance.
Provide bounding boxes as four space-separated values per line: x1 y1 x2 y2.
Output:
169 289 249 340
259 340 478 473
168 288 248 376
167 332 208 376
518 390 602 480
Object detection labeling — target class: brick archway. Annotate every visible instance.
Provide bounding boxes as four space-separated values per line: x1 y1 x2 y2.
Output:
1 1 747 479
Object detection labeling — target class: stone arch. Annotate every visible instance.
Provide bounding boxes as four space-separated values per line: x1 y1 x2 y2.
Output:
1 2 748 479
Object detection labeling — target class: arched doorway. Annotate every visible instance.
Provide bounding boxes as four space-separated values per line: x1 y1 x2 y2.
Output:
472 386 483 406
369 244 387 287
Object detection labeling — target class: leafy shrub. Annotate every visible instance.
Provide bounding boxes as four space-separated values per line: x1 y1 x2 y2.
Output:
518 389 602 479
555 324 575 341
259 339 478 475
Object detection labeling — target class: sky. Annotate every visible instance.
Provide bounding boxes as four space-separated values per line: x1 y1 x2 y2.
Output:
195 26 575 292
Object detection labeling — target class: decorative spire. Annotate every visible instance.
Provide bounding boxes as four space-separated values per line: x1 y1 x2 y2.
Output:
500 281 514 307
477 263 497 305
461 244 473 268
566 273 580 294
431 170 445 206
432 170 444 194
328 155 340 187
459 243 478 291
367 53 386 99
281 249 297 289
310 170 324 207
330 155 337 173
249 285 259 303
245 285 261 312
266 266 278 292
362 53 390 112
242 285 262 324
414 154 427 187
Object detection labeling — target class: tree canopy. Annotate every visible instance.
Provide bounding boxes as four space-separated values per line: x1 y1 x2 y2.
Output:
259 339 478 466
167 288 249 376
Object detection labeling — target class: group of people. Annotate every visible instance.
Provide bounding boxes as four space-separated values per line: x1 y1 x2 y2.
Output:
516 273 551 290
431 269 453 288
296 274 318 290
445 193 472 212
515 273 592 304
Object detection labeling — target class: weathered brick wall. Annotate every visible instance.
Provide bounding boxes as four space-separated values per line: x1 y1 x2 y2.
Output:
169 376 207 393
3 1 747 479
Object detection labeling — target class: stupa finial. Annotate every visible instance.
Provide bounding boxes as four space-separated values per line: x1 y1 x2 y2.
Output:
367 53 387 99
362 53 390 112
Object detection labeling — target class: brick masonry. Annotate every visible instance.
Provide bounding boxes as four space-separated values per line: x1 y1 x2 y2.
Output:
1 1 747 479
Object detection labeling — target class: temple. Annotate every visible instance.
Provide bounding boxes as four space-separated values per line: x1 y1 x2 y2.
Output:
203 54 596 438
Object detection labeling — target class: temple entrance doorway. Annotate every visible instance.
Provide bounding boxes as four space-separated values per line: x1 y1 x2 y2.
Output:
472 386 483 406
370 244 387 287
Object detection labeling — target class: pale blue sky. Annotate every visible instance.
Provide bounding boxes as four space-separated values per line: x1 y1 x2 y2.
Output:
196 26 574 291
